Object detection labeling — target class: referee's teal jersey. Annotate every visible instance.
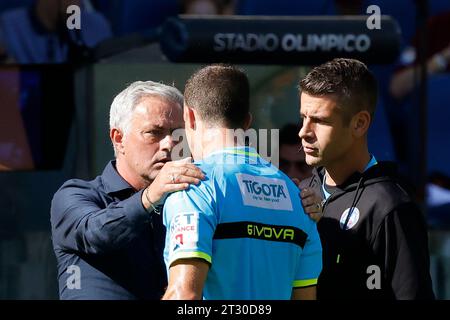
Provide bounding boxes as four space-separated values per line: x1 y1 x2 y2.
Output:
163 147 322 299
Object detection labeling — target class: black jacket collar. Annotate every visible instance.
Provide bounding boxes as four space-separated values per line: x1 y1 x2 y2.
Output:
101 160 135 195
311 161 400 190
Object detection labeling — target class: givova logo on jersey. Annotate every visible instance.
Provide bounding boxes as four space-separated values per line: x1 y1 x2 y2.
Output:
236 173 293 211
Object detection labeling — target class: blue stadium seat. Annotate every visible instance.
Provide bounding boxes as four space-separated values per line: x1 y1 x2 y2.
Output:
236 0 336 15
0 0 33 14
363 0 450 44
237 0 417 48
429 0 450 16
362 0 417 46
97 0 179 36
91 0 110 12
368 97 396 161
427 74 450 177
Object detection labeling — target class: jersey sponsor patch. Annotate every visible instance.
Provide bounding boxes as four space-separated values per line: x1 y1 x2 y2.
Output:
169 212 199 252
236 173 293 211
339 207 360 230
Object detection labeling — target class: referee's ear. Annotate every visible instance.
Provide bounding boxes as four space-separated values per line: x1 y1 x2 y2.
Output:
184 105 196 130
351 110 371 138
243 112 252 130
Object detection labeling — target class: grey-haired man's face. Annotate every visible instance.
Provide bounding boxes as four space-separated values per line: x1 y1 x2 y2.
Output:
120 96 183 182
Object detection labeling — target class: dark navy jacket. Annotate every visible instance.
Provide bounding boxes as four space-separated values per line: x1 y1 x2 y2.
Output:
50 161 167 299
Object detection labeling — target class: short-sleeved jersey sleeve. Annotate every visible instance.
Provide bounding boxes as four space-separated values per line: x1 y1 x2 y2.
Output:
163 184 217 268
293 222 322 288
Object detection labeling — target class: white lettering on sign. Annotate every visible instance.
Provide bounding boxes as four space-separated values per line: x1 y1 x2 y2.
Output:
213 33 371 53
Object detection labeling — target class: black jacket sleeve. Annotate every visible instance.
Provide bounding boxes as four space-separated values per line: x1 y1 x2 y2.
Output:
372 202 435 299
50 180 153 255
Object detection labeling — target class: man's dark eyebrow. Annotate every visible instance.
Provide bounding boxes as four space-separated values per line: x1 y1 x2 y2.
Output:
149 125 164 131
303 114 328 121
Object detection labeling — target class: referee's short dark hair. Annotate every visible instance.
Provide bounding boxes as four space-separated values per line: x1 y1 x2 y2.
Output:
184 64 250 129
299 58 378 126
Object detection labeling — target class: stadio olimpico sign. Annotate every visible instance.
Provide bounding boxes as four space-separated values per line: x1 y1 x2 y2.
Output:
213 32 371 53
160 16 400 65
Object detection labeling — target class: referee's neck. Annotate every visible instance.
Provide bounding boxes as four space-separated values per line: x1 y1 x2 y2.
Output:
192 127 245 161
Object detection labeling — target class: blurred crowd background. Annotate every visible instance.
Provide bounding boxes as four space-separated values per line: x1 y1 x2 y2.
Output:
1 0 450 299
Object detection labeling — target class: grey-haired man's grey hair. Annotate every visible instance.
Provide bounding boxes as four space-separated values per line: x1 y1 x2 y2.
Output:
109 81 183 156
109 80 183 133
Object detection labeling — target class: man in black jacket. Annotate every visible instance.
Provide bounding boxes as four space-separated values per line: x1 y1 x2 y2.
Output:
50 81 205 299
298 58 435 299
